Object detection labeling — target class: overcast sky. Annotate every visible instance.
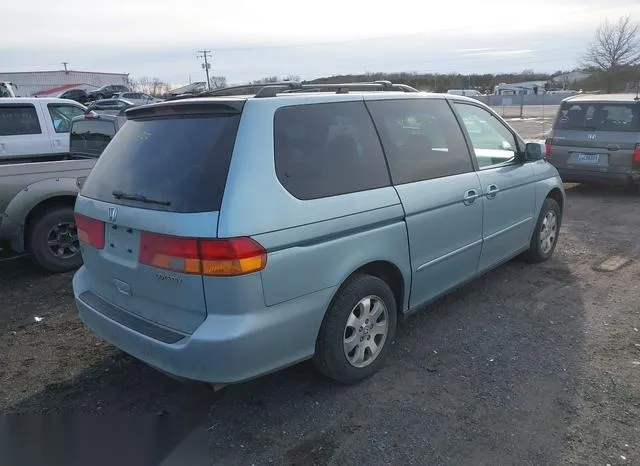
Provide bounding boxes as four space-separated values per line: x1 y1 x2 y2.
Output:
2 0 639 86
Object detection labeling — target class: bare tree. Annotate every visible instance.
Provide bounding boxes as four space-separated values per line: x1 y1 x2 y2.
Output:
209 76 227 89
583 16 640 72
283 74 301 82
131 76 171 97
251 76 280 84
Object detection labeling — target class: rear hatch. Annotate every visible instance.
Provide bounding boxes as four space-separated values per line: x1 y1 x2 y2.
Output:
548 100 640 173
70 115 117 156
75 100 247 334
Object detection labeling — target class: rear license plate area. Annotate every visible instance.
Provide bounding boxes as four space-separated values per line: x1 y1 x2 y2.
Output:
105 224 140 261
574 152 601 164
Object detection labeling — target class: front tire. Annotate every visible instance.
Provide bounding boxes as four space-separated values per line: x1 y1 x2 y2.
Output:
525 198 561 263
313 274 397 384
28 206 83 273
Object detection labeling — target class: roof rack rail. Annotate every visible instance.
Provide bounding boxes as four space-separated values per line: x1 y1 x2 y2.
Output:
178 80 419 100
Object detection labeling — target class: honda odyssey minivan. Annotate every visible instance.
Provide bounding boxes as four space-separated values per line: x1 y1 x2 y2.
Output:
72 81 565 385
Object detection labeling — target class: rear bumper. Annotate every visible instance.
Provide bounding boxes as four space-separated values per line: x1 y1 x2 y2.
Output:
73 266 335 384
557 168 640 186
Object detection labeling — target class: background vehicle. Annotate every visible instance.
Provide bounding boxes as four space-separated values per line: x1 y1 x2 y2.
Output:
0 81 18 97
58 89 89 104
0 98 86 160
0 112 124 271
112 92 162 105
447 89 483 97
85 98 135 115
72 82 564 387
546 94 640 186
87 84 130 101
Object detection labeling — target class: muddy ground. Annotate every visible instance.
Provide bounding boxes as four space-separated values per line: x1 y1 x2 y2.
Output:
1 116 639 465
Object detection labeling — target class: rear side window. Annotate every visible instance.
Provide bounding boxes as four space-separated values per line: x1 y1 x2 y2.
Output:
554 102 640 132
0 105 41 136
274 101 390 200
81 114 240 212
367 99 473 184
70 119 117 156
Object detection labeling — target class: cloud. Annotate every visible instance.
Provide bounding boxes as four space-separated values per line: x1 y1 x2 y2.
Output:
462 49 536 58
1 0 639 84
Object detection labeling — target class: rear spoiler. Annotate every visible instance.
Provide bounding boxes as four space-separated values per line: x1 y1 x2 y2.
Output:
125 100 245 119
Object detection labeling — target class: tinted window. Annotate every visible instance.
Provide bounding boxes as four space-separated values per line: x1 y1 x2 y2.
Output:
70 119 117 156
47 104 85 133
0 105 41 136
454 103 518 168
367 99 472 184
274 101 390 199
81 114 240 212
554 102 640 132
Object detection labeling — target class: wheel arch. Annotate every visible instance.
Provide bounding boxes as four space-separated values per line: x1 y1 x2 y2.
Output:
329 260 408 318
546 187 564 215
24 196 77 251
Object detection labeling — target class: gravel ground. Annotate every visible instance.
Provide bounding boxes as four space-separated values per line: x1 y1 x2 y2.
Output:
1 117 639 465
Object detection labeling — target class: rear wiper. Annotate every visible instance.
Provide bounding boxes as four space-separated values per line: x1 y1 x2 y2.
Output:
112 190 171 206
582 126 598 130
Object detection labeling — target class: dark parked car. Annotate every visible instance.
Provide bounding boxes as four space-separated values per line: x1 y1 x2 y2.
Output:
87 84 131 101
546 94 640 186
86 98 135 115
59 89 89 103
70 111 127 157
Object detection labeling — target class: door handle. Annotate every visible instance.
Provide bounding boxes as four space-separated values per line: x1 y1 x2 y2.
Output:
606 144 620 151
463 189 479 206
485 184 500 199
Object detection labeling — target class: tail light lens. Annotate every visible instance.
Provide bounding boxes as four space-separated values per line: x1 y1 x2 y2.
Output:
634 144 640 163
545 138 552 159
139 233 267 276
75 214 105 249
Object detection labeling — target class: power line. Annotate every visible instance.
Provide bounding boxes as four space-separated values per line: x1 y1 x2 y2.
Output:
197 50 212 90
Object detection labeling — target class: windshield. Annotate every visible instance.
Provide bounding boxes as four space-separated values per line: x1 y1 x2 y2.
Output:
554 102 640 132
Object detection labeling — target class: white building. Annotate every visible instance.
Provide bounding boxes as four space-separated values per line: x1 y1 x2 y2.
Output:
494 80 548 96
0 69 129 97
552 71 591 89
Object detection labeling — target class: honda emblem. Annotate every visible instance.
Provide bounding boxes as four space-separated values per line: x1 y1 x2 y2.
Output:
587 133 597 140
108 207 117 222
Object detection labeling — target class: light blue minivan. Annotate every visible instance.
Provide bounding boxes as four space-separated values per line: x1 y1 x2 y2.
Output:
72 82 565 385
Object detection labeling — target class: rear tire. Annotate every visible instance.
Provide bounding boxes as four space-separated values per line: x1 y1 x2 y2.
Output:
525 198 561 263
28 206 83 273
313 274 397 384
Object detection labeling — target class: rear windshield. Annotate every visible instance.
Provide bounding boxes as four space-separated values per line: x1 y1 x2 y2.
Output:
81 115 240 212
554 102 640 132
70 119 117 156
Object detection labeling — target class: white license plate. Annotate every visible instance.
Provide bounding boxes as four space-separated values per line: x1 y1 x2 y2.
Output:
576 153 600 163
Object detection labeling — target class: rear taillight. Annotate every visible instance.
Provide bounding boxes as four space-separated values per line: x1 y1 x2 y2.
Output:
75 214 105 249
634 144 640 163
545 138 552 159
139 233 267 276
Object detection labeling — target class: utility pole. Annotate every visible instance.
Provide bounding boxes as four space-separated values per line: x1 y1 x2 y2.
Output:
62 62 69 72
197 50 212 90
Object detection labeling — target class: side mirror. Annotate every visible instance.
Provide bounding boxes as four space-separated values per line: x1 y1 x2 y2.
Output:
524 142 544 161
